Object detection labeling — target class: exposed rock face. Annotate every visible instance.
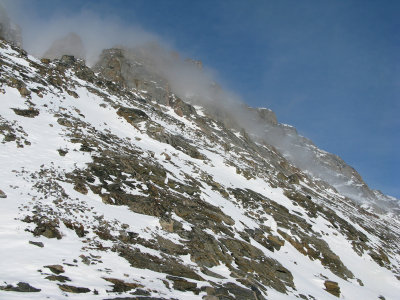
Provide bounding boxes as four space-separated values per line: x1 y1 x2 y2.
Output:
94 46 170 105
93 45 396 214
248 106 278 126
43 32 86 60
0 282 41 293
0 38 399 300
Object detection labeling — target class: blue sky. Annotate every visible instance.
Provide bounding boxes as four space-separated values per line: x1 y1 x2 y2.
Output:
5 0 400 198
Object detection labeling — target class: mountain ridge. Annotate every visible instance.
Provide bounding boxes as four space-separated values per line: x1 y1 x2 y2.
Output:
0 35 399 300
92 45 399 214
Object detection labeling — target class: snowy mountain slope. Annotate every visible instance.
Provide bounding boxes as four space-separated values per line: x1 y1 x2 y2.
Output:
0 39 399 300
93 45 400 216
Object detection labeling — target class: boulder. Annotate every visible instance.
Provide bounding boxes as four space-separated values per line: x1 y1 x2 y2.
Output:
44 264 65 274
12 108 39 118
29 241 44 248
117 107 149 125
58 284 90 293
324 280 340 297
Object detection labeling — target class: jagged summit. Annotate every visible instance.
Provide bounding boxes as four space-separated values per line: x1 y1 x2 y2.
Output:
0 34 399 300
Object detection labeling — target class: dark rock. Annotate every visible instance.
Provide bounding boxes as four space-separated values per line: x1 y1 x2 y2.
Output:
203 296 219 300
0 189 6 198
277 172 287 182
267 235 285 250
117 107 149 124
79 254 91 265
147 129 205 160
66 89 79 98
324 280 340 297
132 288 151 296
213 282 265 300
4 133 16 142
57 148 68 156
12 108 39 118
45 275 71 282
0 282 41 292
117 246 203 281
369 249 390 267
288 173 301 184
60 55 76 66
169 97 197 117
166 276 198 293
80 143 94 152
58 284 90 293
73 182 88 195
159 218 175 233
156 235 188 255
103 277 144 293
103 297 168 300
32 219 62 239
29 241 44 248
44 264 65 274
57 118 73 127
63 220 86 237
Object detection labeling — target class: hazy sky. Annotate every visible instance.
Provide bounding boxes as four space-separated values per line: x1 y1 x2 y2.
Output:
4 0 400 198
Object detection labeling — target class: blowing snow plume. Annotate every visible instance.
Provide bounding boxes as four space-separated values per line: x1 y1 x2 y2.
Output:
0 3 22 47
43 32 86 60
1 0 398 213
1 0 160 65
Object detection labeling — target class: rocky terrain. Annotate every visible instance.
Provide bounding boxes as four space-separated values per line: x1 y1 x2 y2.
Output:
0 34 399 300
